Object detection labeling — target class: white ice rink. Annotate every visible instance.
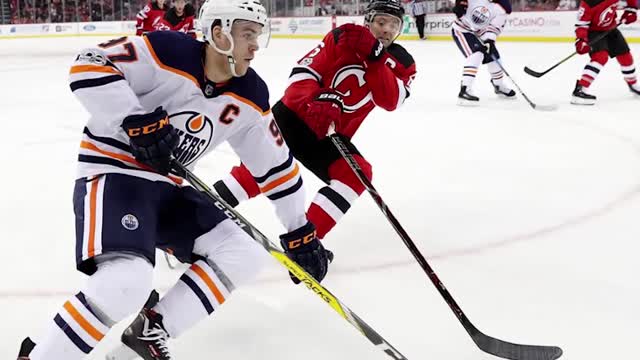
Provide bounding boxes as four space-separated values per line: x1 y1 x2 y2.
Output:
1 35 639 359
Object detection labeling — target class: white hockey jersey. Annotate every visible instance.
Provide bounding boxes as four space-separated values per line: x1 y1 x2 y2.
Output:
452 0 507 41
69 31 307 231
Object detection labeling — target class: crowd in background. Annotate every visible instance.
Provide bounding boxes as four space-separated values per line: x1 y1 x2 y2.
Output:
6 0 581 25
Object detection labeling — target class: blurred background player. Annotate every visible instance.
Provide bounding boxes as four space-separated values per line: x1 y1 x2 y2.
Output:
410 0 428 40
154 0 197 38
571 0 639 105
15 0 332 359
452 0 515 105
213 0 416 242
135 0 167 36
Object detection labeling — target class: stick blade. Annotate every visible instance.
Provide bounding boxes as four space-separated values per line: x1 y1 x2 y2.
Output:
533 103 558 112
524 66 545 78
473 333 563 360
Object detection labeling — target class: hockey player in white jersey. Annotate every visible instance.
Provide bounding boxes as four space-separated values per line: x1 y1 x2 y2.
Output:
451 0 515 105
15 1 333 359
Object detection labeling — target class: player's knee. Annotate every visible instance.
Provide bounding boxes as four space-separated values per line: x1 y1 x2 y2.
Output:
193 219 268 287
616 51 634 65
328 156 372 195
83 254 153 323
591 51 609 65
231 163 261 198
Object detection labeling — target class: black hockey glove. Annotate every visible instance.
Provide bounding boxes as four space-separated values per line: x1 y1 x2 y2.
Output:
482 39 496 55
453 0 468 18
280 222 333 284
122 107 179 175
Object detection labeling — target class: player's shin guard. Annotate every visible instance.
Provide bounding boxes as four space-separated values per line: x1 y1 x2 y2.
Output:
616 52 640 95
153 259 231 338
213 164 261 207
29 292 112 359
578 50 608 88
307 156 371 239
487 61 515 98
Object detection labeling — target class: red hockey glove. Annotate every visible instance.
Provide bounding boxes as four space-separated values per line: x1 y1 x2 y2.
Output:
575 38 590 55
305 89 344 139
621 7 638 24
337 23 385 62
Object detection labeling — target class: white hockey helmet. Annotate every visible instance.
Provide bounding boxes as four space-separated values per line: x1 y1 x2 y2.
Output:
198 0 269 76
199 0 269 43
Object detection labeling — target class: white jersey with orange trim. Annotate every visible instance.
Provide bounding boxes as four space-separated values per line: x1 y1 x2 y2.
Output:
452 0 507 42
69 31 307 231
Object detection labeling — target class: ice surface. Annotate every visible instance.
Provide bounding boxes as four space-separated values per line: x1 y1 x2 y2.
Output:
1 36 639 359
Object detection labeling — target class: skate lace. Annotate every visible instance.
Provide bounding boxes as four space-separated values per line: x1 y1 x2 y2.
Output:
139 324 171 359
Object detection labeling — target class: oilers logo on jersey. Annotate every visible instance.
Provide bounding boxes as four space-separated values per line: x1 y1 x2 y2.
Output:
471 6 491 26
170 111 213 166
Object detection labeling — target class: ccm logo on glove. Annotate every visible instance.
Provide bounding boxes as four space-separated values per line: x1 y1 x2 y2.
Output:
285 232 316 249
126 116 170 137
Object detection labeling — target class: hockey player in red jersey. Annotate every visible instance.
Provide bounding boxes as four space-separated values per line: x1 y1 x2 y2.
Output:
135 0 168 36
213 0 416 241
154 0 196 38
572 0 639 104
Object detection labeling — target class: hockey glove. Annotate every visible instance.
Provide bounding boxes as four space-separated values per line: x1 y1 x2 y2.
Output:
622 7 638 24
305 89 344 139
280 222 333 284
452 0 468 18
338 23 385 62
482 39 496 55
575 38 590 55
122 107 179 175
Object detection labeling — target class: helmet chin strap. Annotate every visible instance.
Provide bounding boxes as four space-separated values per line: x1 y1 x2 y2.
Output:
210 31 239 77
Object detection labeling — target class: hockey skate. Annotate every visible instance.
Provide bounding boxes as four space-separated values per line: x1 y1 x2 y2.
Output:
491 79 516 99
571 80 596 105
16 337 35 360
105 290 169 360
458 85 479 106
629 82 640 97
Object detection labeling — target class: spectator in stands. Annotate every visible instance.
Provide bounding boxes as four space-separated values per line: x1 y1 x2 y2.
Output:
410 0 427 39
135 0 167 35
154 0 196 37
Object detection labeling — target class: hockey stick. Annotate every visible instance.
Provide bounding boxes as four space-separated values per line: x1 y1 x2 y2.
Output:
170 159 410 360
329 134 563 360
524 25 620 78
471 33 557 111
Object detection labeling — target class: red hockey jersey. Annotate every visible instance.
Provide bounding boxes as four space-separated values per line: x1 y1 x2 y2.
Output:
136 1 167 36
154 4 196 38
282 24 417 139
576 0 638 36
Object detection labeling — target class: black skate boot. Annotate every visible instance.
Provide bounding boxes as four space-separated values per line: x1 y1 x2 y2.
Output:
629 82 640 96
119 308 172 360
571 80 596 105
17 337 35 360
491 79 516 98
458 85 479 106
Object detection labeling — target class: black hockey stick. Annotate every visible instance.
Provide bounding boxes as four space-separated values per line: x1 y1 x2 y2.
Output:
170 159 410 360
329 134 563 360
471 32 557 111
524 25 620 78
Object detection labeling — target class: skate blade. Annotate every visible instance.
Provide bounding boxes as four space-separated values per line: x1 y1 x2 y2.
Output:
496 93 517 100
570 96 596 105
457 98 480 107
105 344 139 360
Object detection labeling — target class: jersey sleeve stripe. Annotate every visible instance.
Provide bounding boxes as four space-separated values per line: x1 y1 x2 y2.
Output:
143 35 200 87
70 65 123 76
266 177 304 201
260 163 299 193
252 153 293 183
70 75 125 92
289 66 322 82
